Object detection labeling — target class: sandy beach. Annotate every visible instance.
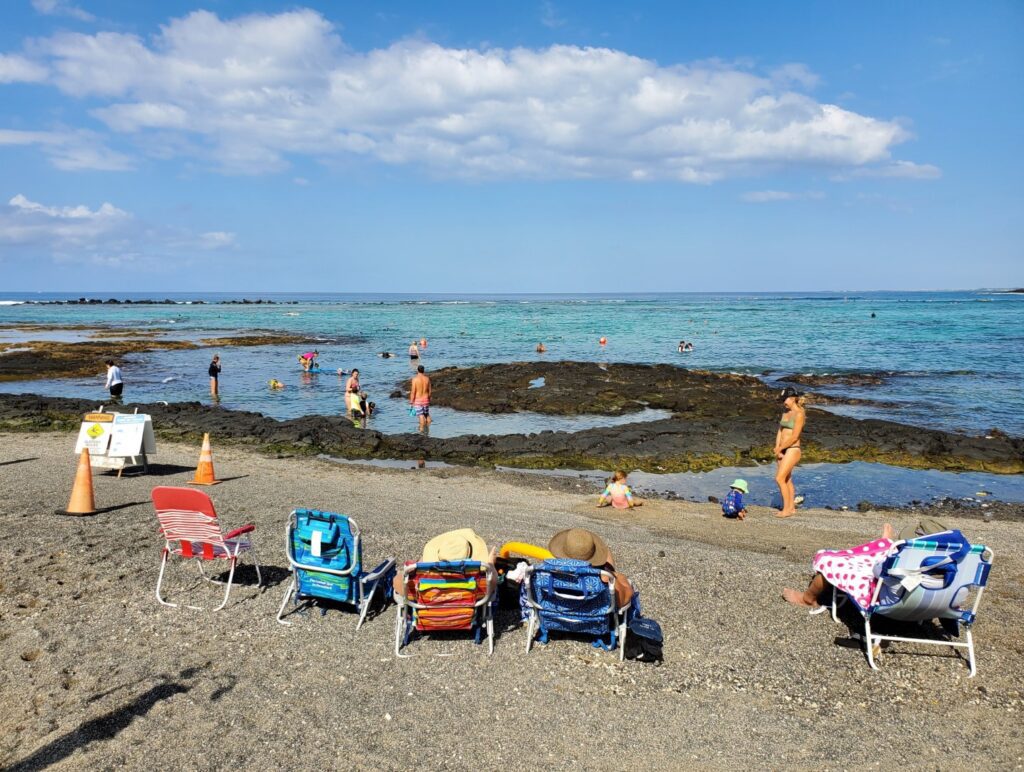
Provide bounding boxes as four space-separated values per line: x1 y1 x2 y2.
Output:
2 431 1022 770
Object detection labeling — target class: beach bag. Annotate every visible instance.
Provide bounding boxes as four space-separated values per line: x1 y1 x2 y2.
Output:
721 490 743 517
624 616 664 665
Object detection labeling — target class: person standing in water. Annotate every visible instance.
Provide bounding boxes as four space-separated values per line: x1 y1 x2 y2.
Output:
208 355 221 397
344 369 361 417
104 359 123 402
408 341 420 360
774 387 806 518
409 364 432 432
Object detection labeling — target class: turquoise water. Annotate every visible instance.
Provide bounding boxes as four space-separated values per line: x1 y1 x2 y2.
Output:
1 291 1022 437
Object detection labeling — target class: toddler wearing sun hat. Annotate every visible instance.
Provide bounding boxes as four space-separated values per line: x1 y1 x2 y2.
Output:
722 479 749 520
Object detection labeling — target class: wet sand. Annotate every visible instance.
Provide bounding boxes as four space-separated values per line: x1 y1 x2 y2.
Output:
1 432 1022 770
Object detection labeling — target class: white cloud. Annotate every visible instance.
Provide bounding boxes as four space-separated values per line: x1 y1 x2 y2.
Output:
843 160 942 180
540 2 567 29
31 0 95 22
197 231 235 248
741 190 825 203
0 127 133 171
0 193 235 267
6 8 930 181
0 53 48 83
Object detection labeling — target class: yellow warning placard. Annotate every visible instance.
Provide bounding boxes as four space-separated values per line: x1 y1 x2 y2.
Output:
75 414 113 455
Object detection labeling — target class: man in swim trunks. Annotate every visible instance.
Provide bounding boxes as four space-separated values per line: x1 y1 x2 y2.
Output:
409 364 431 431
408 341 419 359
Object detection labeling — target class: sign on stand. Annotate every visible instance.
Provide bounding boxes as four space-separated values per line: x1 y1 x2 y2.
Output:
75 413 114 455
74 409 157 476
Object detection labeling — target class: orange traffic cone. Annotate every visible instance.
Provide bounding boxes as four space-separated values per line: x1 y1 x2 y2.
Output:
188 433 221 485
57 449 96 516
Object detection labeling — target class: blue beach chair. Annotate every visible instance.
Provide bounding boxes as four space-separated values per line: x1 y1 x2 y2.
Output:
276 509 396 629
827 530 993 677
523 558 629 660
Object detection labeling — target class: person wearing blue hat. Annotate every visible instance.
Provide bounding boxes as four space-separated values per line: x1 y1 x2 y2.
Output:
722 478 749 520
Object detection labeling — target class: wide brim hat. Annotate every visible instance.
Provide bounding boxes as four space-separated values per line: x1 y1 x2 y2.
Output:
730 479 749 494
421 528 489 562
548 528 610 567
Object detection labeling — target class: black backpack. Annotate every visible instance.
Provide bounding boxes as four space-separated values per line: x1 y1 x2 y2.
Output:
624 616 663 665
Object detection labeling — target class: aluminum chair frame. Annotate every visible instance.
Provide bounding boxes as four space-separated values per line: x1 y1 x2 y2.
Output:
523 564 629 661
276 510 396 629
823 538 993 677
153 487 263 612
393 560 497 658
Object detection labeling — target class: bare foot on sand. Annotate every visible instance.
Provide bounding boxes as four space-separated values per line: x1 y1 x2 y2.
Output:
783 588 820 608
775 510 797 518
882 522 895 540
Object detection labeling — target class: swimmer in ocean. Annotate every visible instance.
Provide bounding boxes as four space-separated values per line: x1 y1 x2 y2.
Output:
536 342 547 353
269 379 284 390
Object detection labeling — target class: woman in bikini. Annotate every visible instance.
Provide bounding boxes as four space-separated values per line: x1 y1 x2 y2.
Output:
774 387 806 518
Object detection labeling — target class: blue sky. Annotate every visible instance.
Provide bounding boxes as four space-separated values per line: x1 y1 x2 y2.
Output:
1 1 1021 292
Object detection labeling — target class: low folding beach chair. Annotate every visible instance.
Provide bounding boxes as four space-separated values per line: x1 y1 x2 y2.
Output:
276 509 396 629
151 486 262 611
827 530 993 677
394 560 497 657
523 558 629 660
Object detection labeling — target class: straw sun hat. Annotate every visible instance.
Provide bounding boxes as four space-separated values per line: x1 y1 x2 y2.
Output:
548 528 610 567
421 528 489 562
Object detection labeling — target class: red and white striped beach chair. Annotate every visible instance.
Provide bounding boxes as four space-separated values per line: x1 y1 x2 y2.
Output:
152 486 262 611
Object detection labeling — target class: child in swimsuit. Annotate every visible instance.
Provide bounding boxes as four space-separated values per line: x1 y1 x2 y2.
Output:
597 470 642 509
722 479 749 520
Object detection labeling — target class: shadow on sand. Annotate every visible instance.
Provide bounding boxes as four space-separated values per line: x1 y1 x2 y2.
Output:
8 664 234 771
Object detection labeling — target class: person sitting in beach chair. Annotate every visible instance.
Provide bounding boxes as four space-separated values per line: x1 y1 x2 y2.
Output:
782 519 993 676
393 528 498 656
277 509 396 629
597 470 642 509
523 528 636 659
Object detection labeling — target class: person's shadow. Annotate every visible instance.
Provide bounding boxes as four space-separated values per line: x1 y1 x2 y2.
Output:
7 665 233 771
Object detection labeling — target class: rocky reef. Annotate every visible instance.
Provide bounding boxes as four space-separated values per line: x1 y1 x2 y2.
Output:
0 330 314 382
1 375 1020 474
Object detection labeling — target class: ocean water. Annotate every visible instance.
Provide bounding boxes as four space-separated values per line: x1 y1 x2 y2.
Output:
495 461 1024 507
1 291 1022 439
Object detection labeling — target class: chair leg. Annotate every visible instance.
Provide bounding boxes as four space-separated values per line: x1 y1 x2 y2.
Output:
249 545 263 588
525 611 536 654
213 557 237 612
395 605 413 658
865 617 880 671
356 585 372 626
356 576 381 631
618 617 627 662
156 551 178 608
276 577 296 626
831 587 838 623
966 628 977 678
487 613 495 656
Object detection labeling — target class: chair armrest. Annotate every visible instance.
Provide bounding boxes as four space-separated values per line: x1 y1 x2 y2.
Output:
361 557 397 584
224 524 255 540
